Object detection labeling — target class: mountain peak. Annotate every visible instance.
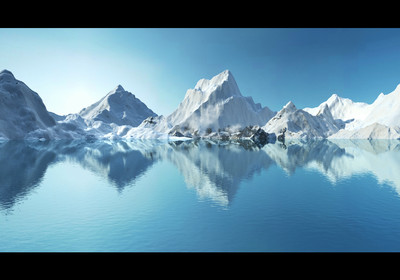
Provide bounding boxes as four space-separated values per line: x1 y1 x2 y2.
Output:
283 101 297 111
79 84 156 127
114 84 125 92
327 93 340 102
0 69 14 75
212 69 234 84
219 69 232 78
106 85 133 99
194 70 237 91
393 83 400 94
0 69 16 80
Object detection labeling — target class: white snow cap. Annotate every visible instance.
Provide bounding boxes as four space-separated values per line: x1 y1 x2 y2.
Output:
283 101 297 111
328 93 339 100
79 84 156 127
195 69 231 88
193 69 241 97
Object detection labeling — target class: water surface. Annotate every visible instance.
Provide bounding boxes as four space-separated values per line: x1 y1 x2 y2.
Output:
1 138 400 252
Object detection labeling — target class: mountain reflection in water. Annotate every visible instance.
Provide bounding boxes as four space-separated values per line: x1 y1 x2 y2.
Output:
1 138 400 210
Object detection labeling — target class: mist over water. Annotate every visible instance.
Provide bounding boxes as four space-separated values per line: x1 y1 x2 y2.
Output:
1 139 400 252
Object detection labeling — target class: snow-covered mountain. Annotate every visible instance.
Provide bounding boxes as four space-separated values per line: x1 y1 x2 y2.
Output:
263 101 341 139
42 85 159 140
167 70 274 132
127 70 275 139
0 70 56 140
79 85 157 127
304 93 371 123
355 84 400 129
3 68 400 140
305 84 400 139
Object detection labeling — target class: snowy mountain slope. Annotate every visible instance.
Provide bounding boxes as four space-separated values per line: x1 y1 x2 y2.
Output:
0 70 56 139
126 70 275 139
166 70 243 126
3 68 400 141
303 84 400 139
313 84 400 139
167 70 275 132
48 111 66 122
79 85 157 127
124 116 173 139
304 93 371 122
262 101 341 139
355 84 400 129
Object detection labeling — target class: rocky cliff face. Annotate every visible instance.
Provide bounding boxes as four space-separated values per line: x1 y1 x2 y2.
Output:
0 70 56 139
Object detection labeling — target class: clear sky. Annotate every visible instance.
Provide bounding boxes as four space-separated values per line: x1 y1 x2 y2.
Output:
1 28 400 116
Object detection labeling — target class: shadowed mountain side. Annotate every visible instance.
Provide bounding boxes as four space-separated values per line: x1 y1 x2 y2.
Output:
0 70 56 140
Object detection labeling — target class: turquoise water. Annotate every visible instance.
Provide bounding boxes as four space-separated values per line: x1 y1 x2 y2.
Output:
1 139 400 252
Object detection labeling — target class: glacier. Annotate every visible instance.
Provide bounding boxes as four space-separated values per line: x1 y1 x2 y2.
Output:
1 68 400 141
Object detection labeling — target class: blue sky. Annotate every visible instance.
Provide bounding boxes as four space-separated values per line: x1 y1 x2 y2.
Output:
1 28 400 116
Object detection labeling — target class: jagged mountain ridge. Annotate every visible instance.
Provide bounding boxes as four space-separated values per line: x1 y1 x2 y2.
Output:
167 70 274 130
1 69 400 140
263 101 341 139
303 93 371 122
304 84 400 139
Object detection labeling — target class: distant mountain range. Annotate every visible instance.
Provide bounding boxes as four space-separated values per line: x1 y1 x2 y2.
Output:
1 69 400 141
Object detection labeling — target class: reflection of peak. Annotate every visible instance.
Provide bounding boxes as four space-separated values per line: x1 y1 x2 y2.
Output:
3 139 400 212
60 140 159 191
0 141 58 210
158 140 274 207
262 140 346 175
0 140 163 209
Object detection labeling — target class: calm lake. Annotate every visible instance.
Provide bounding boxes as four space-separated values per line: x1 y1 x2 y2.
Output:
1 138 400 252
